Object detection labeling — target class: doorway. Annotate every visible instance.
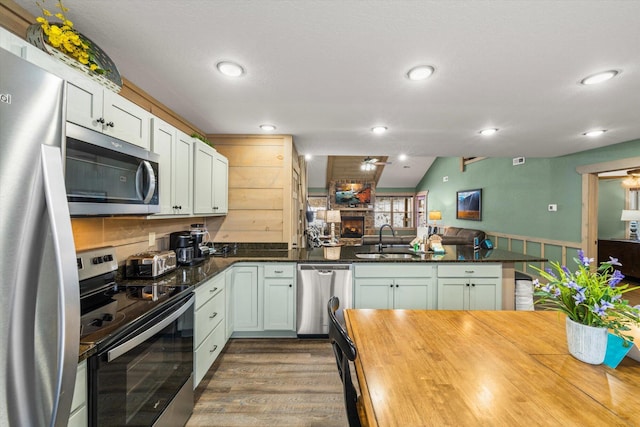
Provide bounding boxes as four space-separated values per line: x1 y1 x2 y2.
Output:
578 156 640 260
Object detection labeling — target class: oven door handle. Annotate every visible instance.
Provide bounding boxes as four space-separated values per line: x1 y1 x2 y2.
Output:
107 295 194 362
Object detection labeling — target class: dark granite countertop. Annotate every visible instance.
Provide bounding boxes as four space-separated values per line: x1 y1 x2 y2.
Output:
117 244 545 290
77 245 544 361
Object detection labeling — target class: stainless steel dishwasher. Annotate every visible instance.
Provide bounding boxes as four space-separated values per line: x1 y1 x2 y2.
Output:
296 264 353 336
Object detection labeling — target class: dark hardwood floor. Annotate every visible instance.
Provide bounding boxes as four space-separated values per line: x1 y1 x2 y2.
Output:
187 339 348 427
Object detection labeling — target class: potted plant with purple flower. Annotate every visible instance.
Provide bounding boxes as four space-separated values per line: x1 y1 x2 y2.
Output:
532 250 640 364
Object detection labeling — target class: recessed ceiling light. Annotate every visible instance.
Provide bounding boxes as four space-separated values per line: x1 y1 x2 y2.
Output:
259 124 276 131
583 129 607 137
398 154 407 161
580 70 619 85
216 61 245 77
406 65 435 81
371 126 388 134
479 128 498 136
305 154 312 160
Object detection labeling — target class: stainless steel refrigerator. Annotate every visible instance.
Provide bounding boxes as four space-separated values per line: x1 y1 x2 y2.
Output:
1 48 80 426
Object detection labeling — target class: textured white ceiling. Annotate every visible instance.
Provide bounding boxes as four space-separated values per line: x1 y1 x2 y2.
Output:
15 0 640 188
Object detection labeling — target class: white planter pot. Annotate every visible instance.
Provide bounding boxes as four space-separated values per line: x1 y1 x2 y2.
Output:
565 317 608 365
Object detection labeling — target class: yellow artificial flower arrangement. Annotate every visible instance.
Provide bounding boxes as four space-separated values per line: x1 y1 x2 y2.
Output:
35 0 103 73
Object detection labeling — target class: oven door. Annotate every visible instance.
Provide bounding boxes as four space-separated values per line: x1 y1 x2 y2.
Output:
88 293 194 427
65 122 160 216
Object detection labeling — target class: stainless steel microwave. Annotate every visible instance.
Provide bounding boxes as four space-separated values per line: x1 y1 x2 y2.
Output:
65 122 160 216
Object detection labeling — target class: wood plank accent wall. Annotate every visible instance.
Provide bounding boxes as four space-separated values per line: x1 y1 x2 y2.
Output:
207 135 304 249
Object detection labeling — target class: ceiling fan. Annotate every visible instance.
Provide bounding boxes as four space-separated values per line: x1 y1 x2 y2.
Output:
361 156 391 171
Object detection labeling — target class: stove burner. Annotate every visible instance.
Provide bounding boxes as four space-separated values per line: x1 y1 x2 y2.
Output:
77 246 193 348
127 284 186 301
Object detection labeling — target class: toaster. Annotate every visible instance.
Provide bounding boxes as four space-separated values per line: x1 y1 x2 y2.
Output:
125 250 177 279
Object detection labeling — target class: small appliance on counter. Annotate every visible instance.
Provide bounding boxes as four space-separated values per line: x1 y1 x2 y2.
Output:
190 223 212 259
125 250 177 279
170 231 197 265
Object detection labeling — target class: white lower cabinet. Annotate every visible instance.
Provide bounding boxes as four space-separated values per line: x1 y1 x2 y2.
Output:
437 264 502 310
232 265 262 331
263 264 296 331
231 263 296 336
225 267 235 339
354 263 436 309
67 360 87 427
193 274 226 388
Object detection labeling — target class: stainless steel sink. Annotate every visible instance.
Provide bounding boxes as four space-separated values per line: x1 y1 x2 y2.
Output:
355 253 415 259
381 253 415 259
355 253 385 259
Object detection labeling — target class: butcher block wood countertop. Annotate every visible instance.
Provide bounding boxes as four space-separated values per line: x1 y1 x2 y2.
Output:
344 310 640 427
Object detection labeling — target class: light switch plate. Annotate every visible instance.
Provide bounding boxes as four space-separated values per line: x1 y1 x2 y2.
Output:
548 204 557 212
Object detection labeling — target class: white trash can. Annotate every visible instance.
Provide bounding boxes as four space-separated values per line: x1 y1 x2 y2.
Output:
515 271 534 311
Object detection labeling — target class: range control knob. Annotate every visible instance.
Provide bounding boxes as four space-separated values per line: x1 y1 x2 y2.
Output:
92 257 103 264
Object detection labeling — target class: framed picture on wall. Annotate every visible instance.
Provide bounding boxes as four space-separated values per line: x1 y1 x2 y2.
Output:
456 188 482 220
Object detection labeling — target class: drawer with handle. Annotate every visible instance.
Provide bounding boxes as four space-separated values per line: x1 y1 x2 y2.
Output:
194 320 225 387
264 263 295 278
195 274 224 310
194 290 225 348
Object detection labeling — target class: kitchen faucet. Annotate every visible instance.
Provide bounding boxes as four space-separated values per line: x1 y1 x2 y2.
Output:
378 224 395 252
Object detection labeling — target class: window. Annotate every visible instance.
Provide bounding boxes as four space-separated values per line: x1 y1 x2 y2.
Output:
374 196 414 229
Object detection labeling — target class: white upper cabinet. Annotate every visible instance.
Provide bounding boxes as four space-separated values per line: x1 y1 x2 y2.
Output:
151 118 194 216
193 141 228 216
1 27 151 149
174 131 195 214
66 77 151 149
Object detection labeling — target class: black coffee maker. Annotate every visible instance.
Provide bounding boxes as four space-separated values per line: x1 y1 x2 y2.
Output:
169 231 195 265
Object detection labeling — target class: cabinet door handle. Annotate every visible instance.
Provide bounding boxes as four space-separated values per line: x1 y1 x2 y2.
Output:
96 117 105 124
465 270 475 274
275 270 284 274
389 284 393 288
106 121 114 128
289 284 292 287
209 312 218 319
396 284 399 288
471 283 476 287
210 287 218 293
209 345 218 353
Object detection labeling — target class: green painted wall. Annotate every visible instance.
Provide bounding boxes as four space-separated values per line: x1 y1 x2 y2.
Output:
415 138 640 243
598 178 626 239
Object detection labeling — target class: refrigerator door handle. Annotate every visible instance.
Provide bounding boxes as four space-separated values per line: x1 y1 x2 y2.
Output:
41 145 81 427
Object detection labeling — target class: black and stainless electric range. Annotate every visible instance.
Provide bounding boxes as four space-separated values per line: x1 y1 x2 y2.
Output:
77 247 194 427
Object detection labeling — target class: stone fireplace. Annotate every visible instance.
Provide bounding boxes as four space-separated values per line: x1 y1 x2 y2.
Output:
341 216 365 238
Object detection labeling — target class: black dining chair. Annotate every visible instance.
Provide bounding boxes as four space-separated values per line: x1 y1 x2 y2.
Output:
327 296 363 427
